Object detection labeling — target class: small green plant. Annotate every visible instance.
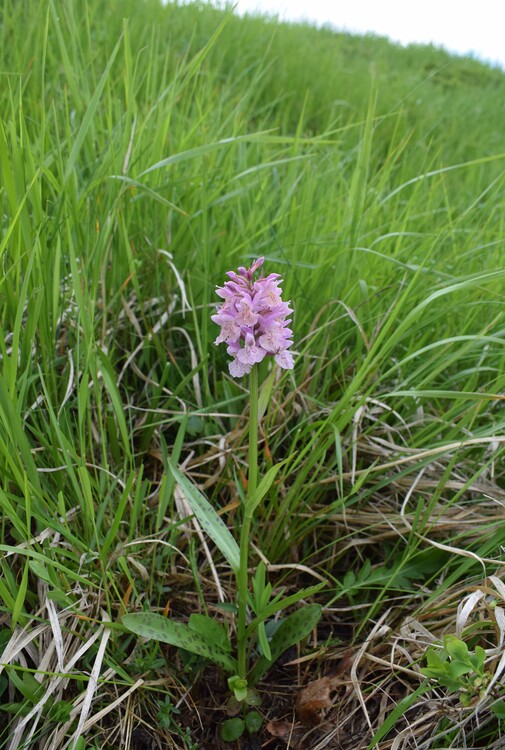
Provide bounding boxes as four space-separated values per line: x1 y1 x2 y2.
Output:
491 699 505 720
421 635 491 707
122 259 324 738
156 696 181 731
220 710 263 742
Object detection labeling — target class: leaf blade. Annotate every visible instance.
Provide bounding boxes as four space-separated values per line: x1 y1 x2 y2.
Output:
246 582 326 635
169 462 240 573
122 613 237 673
248 604 322 685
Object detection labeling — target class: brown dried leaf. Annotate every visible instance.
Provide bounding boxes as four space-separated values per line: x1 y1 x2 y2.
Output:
266 720 294 739
225 695 242 717
296 675 339 725
265 720 304 749
295 652 354 726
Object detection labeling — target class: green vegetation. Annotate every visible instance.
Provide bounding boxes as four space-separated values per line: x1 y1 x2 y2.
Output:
1 0 505 747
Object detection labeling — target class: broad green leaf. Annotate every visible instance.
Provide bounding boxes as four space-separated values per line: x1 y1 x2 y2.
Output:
444 636 469 663
244 710 263 735
249 604 322 685
169 463 240 573
448 660 473 678
219 717 245 742
8 669 44 703
437 675 463 692
122 613 237 673
420 667 446 679
343 570 356 588
469 645 486 672
425 648 446 669
245 689 262 706
492 700 505 720
227 675 248 703
188 614 231 652
230 682 248 702
28 560 53 585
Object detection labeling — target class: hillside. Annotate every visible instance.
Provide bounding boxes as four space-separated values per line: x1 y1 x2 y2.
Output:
1 2 505 748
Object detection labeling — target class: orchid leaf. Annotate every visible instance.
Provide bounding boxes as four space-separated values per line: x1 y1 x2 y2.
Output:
169 462 240 573
246 582 326 635
248 604 322 684
257 621 271 661
122 613 237 672
220 717 245 742
189 613 231 652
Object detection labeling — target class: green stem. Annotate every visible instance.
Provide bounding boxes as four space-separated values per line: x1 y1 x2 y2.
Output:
236 364 259 680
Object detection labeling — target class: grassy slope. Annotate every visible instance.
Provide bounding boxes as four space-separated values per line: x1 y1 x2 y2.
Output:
1 0 505 747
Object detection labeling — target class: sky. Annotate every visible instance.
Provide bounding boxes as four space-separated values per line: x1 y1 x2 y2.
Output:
221 0 505 70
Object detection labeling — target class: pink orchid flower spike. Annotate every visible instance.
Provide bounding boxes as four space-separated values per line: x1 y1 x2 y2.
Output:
212 258 295 377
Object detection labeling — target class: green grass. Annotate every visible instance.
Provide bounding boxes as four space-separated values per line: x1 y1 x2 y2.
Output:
1 0 505 747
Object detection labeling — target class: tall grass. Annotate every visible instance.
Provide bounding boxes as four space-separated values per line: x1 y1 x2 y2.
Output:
1 1 505 747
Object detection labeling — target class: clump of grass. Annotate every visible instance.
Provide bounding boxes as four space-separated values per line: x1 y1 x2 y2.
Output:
1 0 505 747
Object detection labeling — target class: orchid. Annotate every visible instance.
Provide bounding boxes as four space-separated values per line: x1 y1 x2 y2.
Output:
213 259 298 680
212 257 294 376
123 254 323 741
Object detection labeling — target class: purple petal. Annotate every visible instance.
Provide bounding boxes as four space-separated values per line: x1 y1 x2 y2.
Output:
274 349 294 370
229 357 251 378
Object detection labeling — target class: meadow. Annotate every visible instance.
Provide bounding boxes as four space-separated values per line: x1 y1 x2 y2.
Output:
1 0 505 747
